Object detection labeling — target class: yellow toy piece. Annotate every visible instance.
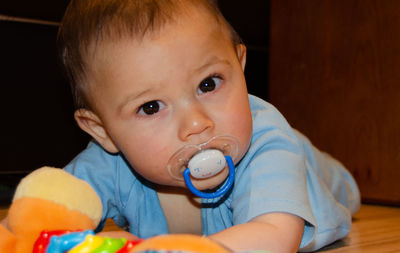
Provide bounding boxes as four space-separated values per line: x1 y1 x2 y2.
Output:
68 235 105 253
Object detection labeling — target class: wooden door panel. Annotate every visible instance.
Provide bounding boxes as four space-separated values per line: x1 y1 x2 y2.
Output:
269 0 400 205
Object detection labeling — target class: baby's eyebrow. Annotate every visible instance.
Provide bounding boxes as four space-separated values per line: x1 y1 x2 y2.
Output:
195 56 231 73
117 87 154 114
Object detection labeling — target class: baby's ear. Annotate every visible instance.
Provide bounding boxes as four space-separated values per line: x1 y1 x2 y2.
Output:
74 109 119 153
236 43 247 71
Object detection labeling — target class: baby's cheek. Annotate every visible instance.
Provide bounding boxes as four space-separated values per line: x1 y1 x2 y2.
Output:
225 107 253 156
126 135 168 161
126 143 172 177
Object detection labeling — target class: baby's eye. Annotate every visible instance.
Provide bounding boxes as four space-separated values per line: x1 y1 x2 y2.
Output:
198 76 222 94
137 100 165 115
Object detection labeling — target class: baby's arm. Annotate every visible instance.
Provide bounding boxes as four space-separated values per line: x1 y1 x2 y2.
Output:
209 212 304 253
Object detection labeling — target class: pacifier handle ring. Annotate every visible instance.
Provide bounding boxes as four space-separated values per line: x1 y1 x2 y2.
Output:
183 156 235 199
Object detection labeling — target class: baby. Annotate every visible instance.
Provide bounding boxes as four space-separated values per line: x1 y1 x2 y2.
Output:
55 0 360 252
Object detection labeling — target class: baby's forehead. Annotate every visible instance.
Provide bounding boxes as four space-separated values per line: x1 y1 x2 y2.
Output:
85 18 237 94
97 2 225 43
86 5 231 63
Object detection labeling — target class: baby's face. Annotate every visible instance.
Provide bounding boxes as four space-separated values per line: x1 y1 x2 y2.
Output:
86 9 252 190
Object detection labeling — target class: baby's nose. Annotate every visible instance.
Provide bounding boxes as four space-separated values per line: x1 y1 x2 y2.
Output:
178 103 214 141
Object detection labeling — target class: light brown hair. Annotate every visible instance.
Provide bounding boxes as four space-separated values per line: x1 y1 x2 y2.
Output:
57 0 241 110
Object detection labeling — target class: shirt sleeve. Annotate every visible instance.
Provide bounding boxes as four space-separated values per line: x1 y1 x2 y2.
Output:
231 128 317 242
63 141 131 231
232 96 316 224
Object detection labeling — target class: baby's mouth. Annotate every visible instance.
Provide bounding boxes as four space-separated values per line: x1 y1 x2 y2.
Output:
167 135 239 181
167 135 239 198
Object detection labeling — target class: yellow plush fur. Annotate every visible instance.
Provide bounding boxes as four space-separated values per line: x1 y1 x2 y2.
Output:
13 167 102 225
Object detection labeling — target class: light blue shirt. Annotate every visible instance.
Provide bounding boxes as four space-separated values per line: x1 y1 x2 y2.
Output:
64 95 360 252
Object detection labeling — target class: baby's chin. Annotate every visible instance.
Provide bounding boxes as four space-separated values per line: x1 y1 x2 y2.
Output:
188 167 230 191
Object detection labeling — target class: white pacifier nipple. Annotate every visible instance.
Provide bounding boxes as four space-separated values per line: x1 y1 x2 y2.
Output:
188 149 226 179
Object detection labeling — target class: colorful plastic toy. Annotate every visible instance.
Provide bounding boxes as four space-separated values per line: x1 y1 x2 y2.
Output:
33 230 229 253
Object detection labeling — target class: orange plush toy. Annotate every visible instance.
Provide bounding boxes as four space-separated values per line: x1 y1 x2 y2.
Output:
0 167 233 253
0 167 102 253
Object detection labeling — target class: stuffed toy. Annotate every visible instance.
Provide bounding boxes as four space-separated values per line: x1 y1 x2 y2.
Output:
0 167 235 253
0 167 102 253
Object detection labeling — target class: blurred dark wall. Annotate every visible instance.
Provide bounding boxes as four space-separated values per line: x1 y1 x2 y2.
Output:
220 0 269 100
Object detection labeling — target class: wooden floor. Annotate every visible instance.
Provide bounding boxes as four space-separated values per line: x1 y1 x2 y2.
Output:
319 204 400 252
1 204 400 252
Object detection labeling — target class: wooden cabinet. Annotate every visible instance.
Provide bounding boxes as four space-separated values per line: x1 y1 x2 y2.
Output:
269 0 400 205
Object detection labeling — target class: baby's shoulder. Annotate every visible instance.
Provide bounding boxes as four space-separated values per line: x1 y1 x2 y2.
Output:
248 94 296 137
64 140 137 192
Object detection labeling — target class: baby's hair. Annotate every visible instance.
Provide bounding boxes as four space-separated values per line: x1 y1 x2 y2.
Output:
57 0 241 110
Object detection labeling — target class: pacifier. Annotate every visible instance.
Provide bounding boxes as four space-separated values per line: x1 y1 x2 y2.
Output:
167 135 239 198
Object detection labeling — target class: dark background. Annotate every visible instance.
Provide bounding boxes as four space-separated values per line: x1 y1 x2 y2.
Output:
0 0 269 204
